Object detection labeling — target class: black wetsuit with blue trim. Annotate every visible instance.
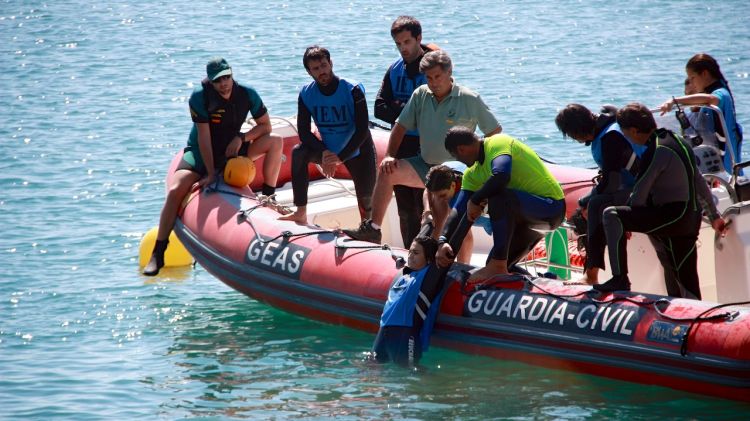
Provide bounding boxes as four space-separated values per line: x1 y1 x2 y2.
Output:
294 76 377 218
375 45 434 247
602 129 720 299
371 264 447 366
584 111 643 272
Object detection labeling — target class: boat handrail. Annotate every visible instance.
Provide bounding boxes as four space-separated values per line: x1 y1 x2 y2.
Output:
651 105 740 184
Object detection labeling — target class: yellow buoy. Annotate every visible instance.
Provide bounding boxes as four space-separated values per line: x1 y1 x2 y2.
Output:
224 156 256 187
139 227 193 268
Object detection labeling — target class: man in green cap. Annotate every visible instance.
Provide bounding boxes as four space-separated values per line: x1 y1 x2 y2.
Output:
143 57 283 276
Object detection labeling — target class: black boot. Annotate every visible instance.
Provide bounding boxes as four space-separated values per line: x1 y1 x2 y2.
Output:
592 274 631 293
143 239 169 276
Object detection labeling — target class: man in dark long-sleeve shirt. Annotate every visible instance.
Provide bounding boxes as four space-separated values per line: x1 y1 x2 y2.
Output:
374 16 437 247
597 103 727 297
280 46 376 224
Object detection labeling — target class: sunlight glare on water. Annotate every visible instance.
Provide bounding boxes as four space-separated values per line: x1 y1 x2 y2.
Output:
1 0 749 418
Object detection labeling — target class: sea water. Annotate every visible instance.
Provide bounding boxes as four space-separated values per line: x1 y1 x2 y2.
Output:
2 0 749 418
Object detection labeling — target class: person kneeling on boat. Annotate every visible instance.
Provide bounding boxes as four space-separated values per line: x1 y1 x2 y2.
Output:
436 127 566 281
371 235 441 366
423 162 475 264
555 104 645 285
596 103 727 297
279 46 377 225
144 57 283 276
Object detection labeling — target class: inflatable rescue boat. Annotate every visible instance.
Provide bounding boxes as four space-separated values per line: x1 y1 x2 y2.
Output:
170 119 750 402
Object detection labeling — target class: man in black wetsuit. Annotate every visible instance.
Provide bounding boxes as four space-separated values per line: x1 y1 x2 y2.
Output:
556 104 644 285
596 103 727 298
375 16 437 247
279 46 377 224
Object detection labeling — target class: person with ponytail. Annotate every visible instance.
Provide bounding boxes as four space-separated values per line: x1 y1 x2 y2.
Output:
660 53 743 174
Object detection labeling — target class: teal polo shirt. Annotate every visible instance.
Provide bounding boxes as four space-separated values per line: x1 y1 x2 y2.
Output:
397 82 499 165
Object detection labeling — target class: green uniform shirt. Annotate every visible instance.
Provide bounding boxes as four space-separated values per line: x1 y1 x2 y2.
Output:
462 134 564 200
397 82 499 165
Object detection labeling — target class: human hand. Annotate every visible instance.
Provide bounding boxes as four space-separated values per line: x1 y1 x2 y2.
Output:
225 136 243 157
379 156 399 175
436 243 456 268
198 173 216 188
321 162 337 177
467 199 486 222
322 150 341 166
712 218 729 237
659 99 674 115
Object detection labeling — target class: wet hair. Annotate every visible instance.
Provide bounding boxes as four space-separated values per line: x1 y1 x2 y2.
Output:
616 103 656 134
419 50 452 73
555 103 596 140
303 45 331 70
425 165 461 192
412 235 438 263
390 15 422 39
444 126 478 154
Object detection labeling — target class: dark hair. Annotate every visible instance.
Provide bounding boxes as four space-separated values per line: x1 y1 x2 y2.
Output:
412 235 438 263
687 53 739 127
390 15 421 39
444 126 478 154
616 103 656 134
303 45 331 70
555 103 596 139
686 53 727 87
425 165 461 192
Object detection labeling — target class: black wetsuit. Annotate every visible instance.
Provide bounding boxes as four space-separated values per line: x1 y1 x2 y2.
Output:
293 77 376 218
375 46 432 247
585 111 640 272
602 129 719 299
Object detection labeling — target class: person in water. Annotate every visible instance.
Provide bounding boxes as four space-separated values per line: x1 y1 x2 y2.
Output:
597 103 727 297
344 50 501 244
660 53 743 174
371 235 441 367
436 127 566 281
144 57 283 276
279 46 377 224
555 104 645 285
375 16 439 247
423 162 474 264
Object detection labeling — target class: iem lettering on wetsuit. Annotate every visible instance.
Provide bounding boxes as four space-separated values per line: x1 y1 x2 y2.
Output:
388 58 427 137
299 78 363 158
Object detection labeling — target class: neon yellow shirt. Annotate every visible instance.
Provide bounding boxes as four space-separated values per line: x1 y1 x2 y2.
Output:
462 134 564 200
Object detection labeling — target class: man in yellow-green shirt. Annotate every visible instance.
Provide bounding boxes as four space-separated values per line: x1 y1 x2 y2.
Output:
436 127 565 281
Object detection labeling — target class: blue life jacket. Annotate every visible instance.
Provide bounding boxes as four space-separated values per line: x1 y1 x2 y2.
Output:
380 266 431 328
299 78 363 157
388 58 427 137
591 122 644 188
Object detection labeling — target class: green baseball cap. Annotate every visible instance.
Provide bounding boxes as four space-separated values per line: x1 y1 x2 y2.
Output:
206 57 232 81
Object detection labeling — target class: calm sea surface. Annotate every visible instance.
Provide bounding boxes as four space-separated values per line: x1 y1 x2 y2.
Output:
2 0 750 419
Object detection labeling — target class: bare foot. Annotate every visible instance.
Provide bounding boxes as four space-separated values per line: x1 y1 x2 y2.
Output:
467 264 508 282
278 210 307 224
580 267 599 285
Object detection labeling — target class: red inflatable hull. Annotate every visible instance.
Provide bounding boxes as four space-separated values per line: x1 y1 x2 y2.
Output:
171 128 750 401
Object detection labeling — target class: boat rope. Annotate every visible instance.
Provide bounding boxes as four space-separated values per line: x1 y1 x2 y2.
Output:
677 301 749 356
